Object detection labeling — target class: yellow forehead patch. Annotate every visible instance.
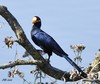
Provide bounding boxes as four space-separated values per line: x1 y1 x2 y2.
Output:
32 17 37 24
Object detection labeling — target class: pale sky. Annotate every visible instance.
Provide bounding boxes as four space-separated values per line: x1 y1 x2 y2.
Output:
0 0 100 84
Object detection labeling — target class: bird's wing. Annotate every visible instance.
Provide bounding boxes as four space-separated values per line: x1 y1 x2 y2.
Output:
34 30 53 48
33 30 66 56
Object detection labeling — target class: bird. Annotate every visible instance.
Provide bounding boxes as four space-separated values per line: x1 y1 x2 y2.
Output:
31 16 87 78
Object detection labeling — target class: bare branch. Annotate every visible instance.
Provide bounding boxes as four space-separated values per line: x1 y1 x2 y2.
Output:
0 59 42 69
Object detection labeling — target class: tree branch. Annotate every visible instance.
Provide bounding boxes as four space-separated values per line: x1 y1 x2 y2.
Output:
0 59 42 69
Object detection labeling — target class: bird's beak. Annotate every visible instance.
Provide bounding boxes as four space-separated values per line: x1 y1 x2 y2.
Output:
32 17 37 24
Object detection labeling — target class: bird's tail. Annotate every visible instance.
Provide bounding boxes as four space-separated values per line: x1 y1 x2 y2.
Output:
63 55 87 78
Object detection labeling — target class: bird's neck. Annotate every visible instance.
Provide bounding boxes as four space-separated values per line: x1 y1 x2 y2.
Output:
32 25 40 31
32 22 41 35
31 25 40 35
34 22 41 28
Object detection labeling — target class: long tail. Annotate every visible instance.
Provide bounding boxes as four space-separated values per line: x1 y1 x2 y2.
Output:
63 55 87 78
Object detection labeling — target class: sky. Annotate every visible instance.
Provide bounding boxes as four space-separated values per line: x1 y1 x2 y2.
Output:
0 0 100 84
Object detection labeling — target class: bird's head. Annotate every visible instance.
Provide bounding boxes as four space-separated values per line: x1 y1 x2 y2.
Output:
32 16 41 28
